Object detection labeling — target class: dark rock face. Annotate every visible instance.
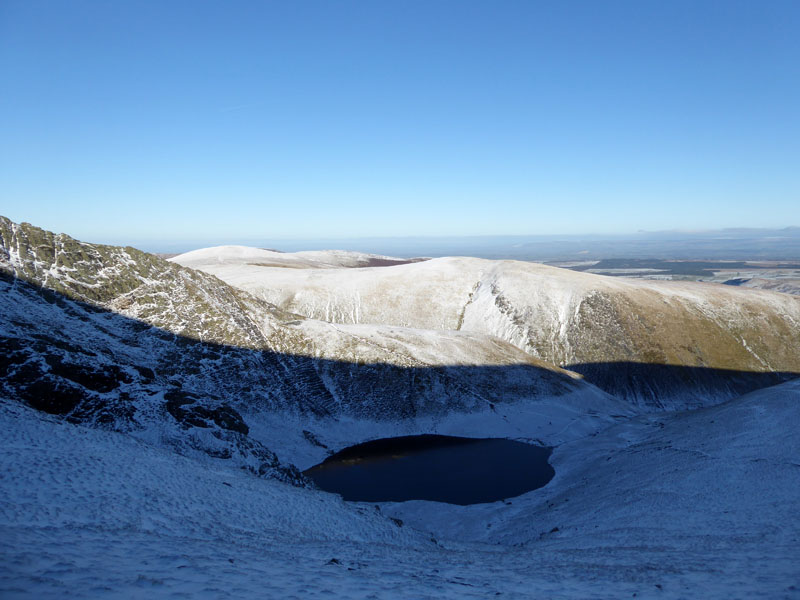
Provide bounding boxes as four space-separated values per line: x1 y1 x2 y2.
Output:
161 389 307 487
0 272 310 487
0 335 139 421
164 389 249 435
303 429 329 449
0 320 308 486
44 354 133 393
232 432 307 485
18 376 88 415
133 366 156 383
0 337 36 378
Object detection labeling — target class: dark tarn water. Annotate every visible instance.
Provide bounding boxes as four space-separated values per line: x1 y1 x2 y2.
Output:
723 278 750 286
304 434 554 505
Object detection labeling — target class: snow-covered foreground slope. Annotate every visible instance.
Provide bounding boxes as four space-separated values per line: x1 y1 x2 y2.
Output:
373 378 800 596
3 381 799 599
387 377 800 540
173 249 800 408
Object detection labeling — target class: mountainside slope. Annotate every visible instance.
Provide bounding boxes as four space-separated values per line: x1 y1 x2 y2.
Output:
384 378 800 597
173 250 800 407
739 276 800 296
3 219 799 598
3 377 798 599
1 217 623 472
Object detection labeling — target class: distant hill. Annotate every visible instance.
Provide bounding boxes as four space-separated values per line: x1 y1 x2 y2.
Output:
174 247 800 408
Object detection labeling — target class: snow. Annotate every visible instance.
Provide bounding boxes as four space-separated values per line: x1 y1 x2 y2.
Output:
740 277 800 296
171 254 486 330
3 380 799 599
171 249 800 408
3 221 800 598
172 246 418 270
3 218 611 429
171 250 800 352
246 386 634 472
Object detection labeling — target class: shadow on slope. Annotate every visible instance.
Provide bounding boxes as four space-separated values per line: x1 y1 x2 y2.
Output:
3 268 629 485
567 361 797 410
0 271 587 427
3 270 798 429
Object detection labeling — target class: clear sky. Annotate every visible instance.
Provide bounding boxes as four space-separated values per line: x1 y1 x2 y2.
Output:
1 0 798 245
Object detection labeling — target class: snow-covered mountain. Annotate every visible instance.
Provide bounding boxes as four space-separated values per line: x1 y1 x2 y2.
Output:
172 248 800 408
3 217 800 598
1 217 625 472
174 244 425 270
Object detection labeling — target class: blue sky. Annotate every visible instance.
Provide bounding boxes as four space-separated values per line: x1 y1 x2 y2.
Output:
1 0 798 245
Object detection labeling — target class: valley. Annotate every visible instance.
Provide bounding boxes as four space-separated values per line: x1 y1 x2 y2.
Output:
549 258 800 295
4 2 797 597
1 217 799 599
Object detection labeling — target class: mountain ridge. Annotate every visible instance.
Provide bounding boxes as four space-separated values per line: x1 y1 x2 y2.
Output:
173 246 800 408
3 217 800 598
1 216 625 479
